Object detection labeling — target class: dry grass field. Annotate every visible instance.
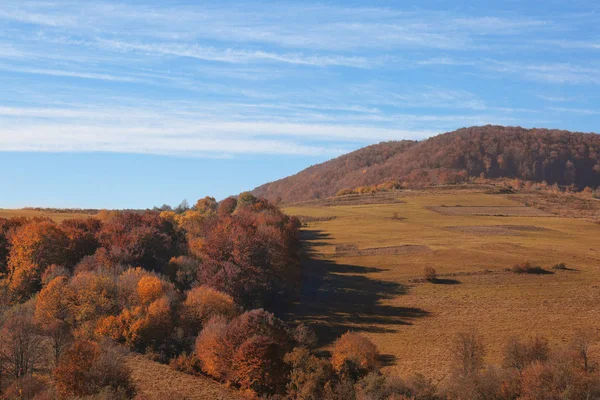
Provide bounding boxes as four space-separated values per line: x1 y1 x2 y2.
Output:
285 188 600 384
0 208 95 222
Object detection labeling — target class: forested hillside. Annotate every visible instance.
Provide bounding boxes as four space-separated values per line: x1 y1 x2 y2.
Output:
252 126 600 203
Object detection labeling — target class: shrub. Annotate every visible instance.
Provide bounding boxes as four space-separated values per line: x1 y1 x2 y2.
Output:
423 267 437 282
511 262 551 275
503 335 550 371
169 353 202 375
2 375 51 400
551 262 568 271
336 189 355 197
331 332 379 379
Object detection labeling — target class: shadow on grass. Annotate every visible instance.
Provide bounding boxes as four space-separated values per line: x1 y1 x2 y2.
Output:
290 229 430 347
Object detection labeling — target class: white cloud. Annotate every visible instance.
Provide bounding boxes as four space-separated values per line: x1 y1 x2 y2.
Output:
97 39 372 68
485 60 600 85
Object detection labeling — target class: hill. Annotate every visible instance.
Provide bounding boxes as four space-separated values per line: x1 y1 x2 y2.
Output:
252 125 600 203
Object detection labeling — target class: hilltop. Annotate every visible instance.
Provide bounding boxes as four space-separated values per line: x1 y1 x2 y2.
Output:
252 125 600 203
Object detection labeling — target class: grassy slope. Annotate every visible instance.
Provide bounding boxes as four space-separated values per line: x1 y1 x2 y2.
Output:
125 354 241 400
285 188 600 383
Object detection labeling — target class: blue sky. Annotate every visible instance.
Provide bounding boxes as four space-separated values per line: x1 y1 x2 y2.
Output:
1 1 599 208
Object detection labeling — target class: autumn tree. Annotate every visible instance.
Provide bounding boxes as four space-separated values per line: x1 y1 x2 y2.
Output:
195 196 218 215
0 303 45 380
165 255 199 290
452 329 486 376
0 217 27 275
8 220 69 301
97 269 176 353
330 332 379 380
195 316 230 380
96 212 182 273
196 206 300 309
60 218 101 268
35 276 76 364
231 335 289 395
218 197 238 216
285 347 335 399
54 339 135 398
237 192 258 209
182 285 237 336
69 270 119 327
195 309 293 393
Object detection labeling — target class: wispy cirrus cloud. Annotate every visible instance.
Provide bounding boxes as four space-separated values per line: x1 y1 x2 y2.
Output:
0 0 598 161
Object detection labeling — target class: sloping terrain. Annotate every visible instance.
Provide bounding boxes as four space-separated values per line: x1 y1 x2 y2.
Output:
125 354 241 400
253 125 600 203
284 187 600 382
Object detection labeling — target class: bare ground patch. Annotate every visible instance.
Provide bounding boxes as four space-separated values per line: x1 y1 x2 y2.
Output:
334 244 432 256
427 205 551 217
446 225 552 236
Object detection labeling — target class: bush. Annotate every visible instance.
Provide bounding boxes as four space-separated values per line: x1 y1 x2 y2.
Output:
511 262 551 275
336 189 355 197
551 262 568 270
331 332 379 379
2 375 51 400
423 267 437 282
169 353 202 375
503 335 550 371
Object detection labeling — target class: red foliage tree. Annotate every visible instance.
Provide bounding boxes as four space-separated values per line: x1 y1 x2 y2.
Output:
96 212 183 272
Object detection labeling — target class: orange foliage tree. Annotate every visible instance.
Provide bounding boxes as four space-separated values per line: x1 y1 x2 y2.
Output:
8 220 69 301
330 332 379 379
54 340 135 398
182 285 237 336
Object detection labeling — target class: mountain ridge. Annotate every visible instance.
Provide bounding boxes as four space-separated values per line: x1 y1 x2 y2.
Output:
251 125 600 203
